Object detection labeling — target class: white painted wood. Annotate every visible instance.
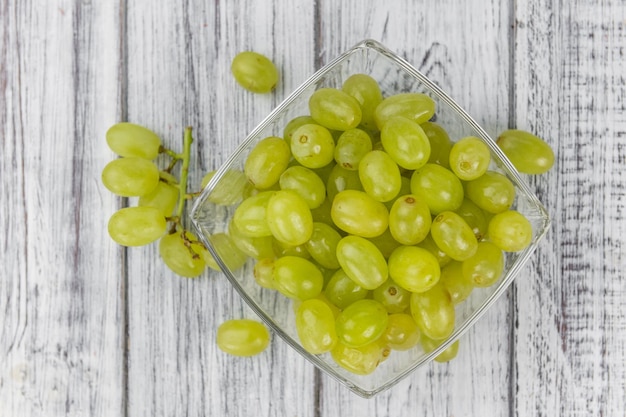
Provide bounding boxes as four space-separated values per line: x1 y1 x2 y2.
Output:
124 1 319 416
0 0 125 416
513 1 626 416
1 0 625 416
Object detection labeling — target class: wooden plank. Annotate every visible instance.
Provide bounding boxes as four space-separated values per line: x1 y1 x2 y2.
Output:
315 0 514 414
0 1 125 416
513 1 626 415
124 1 319 416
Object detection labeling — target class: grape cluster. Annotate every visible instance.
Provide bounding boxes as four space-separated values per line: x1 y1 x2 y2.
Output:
207 73 554 374
103 123 224 278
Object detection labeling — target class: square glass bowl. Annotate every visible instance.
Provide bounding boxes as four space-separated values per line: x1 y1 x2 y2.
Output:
190 39 550 397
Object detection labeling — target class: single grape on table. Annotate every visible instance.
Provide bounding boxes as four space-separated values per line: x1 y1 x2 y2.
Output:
231 51 279 94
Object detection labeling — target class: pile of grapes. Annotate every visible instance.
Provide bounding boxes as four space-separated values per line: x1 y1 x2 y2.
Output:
204 72 554 374
103 50 553 374
102 123 235 278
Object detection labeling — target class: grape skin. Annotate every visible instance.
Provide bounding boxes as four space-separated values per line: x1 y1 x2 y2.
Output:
231 51 279 94
309 88 362 131
244 136 291 189
106 122 161 159
497 129 555 174
448 136 491 181
296 299 338 354
335 299 389 347
159 231 206 278
101 157 160 197
108 206 166 247
216 319 270 357
487 210 533 252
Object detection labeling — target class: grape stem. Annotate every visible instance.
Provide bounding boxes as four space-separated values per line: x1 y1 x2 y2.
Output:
175 127 194 219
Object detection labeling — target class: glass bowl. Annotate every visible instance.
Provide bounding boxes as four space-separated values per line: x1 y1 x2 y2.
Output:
190 39 550 398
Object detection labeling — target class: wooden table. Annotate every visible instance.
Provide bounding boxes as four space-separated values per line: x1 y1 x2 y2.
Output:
2 1 624 415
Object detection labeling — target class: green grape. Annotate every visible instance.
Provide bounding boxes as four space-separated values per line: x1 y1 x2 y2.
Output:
334 128 373 170
266 190 313 246
430 211 478 261
448 136 491 181
462 241 504 287
382 313 420 351
232 191 274 237
312 160 337 185
439 261 473 304
454 198 489 241
366 228 401 259
358 150 402 202
102 157 160 197
272 237 310 259
201 232 248 272
326 164 363 201
106 122 162 159
410 164 464 215
279 166 326 209
383 176 412 211
253 258 275 289
380 116 431 170
331 340 385 375
310 196 334 225
228 218 276 259
374 93 436 130
216 319 270 356
421 121 452 168
296 299 338 354
324 268 370 309
290 123 335 169
465 171 516 214
389 194 432 245
372 278 411 314
314 292 342 318
201 170 254 205
372 140 384 151
487 210 533 252
108 206 166 247
305 222 342 269
410 283 455 341
244 137 291 189
331 190 388 238
335 299 388 347
283 115 316 146
341 73 383 131
231 51 278 93
138 178 179 217
309 88 362 131
272 256 323 300
496 129 555 174
318 266 338 290
421 335 459 362
336 235 388 290
418 234 452 267
159 231 206 278
388 246 441 293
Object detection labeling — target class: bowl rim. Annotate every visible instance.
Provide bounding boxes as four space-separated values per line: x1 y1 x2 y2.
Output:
190 38 551 398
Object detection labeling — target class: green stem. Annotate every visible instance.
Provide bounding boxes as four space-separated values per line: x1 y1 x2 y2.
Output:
160 146 182 160
175 127 193 219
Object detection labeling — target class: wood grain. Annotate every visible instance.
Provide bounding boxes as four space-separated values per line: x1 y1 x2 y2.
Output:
0 0 125 416
1 0 625 416
513 0 626 415
124 1 319 416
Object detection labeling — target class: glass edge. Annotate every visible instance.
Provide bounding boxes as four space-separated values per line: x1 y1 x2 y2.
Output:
189 38 553 398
